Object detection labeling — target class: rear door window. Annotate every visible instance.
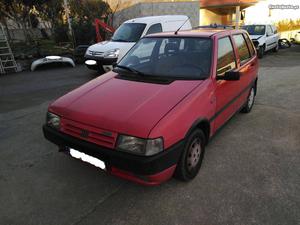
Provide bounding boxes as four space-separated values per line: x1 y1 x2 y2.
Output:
233 34 251 64
243 33 255 56
217 36 237 76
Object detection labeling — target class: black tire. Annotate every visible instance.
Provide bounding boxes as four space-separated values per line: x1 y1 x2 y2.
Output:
174 129 206 181
97 67 105 75
241 86 256 113
273 43 279 52
258 46 264 58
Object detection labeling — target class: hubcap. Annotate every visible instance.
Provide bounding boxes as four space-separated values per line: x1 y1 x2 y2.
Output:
248 88 255 108
187 138 202 171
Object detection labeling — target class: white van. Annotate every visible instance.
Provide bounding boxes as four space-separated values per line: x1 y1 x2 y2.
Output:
84 15 192 73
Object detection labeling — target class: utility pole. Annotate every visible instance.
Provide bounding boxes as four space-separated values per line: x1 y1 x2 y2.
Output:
235 5 240 29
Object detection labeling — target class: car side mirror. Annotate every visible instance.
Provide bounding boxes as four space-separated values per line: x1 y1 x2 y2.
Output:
217 71 240 81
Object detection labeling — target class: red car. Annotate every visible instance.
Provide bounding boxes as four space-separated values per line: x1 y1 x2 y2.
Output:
43 28 258 185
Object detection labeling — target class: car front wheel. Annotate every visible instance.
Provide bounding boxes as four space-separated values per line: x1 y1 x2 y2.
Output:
174 129 206 181
258 46 264 58
241 86 256 113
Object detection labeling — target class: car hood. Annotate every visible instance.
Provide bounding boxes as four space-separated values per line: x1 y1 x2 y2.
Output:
88 41 135 61
249 35 264 40
49 72 202 137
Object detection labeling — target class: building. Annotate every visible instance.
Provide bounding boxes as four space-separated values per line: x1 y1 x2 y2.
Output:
107 0 300 38
200 0 258 26
107 0 200 27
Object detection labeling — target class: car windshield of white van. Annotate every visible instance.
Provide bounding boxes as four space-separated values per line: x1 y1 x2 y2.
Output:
112 23 146 42
242 25 265 36
114 37 212 80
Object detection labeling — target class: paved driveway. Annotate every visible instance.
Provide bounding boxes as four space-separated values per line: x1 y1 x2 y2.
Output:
0 46 299 225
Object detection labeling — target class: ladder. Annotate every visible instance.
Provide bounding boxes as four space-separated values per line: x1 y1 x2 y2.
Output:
0 25 18 74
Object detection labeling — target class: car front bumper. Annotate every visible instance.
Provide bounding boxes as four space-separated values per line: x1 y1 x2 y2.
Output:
84 54 117 71
43 125 183 185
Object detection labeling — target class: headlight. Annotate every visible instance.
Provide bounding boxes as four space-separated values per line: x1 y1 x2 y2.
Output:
46 112 60 129
117 135 163 156
103 49 119 58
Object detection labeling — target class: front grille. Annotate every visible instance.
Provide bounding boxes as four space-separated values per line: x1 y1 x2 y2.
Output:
60 118 117 149
88 50 104 57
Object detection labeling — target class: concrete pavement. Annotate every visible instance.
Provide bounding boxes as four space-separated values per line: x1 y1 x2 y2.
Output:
0 46 299 225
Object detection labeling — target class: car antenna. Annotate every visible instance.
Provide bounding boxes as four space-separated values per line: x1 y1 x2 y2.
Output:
175 17 190 35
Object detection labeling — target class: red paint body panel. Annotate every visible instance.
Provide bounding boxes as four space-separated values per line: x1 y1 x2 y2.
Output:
110 165 176 186
50 72 201 138
47 29 258 185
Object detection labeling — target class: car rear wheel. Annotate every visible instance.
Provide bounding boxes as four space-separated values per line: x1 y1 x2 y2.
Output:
174 129 206 181
241 86 256 113
258 46 264 58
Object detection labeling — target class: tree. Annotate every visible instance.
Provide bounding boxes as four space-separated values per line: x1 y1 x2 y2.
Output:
109 0 121 27
69 0 112 44
33 0 64 30
0 0 34 43
69 0 111 23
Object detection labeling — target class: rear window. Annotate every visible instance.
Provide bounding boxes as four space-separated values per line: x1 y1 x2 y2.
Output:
233 34 251 64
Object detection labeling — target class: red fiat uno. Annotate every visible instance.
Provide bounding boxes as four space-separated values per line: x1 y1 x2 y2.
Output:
43 28 258 185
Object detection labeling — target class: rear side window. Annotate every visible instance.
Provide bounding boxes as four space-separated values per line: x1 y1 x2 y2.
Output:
146 23 162 35
217 36 237 75
233 34 251 64
244 34 255 56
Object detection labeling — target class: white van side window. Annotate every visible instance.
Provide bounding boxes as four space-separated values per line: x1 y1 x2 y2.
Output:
146 23 162 35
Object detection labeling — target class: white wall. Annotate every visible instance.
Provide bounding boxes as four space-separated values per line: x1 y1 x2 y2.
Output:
244 0 300 24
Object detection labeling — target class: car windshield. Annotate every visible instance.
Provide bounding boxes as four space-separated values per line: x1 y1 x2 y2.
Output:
242 25 266 35
115 37 212 80
111 23 146 42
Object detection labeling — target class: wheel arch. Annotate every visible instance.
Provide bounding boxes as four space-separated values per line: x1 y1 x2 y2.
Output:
185 118 211 145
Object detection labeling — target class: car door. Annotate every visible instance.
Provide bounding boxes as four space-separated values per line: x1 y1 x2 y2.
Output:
213 35 240 131
265 25 275 50
232 33 258 109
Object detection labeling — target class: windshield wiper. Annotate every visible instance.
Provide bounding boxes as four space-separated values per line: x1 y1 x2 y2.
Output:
114 65 146 76
111 39 129 42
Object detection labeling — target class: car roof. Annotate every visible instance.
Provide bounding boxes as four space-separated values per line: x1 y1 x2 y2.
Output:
147 28 247 38
124 15 189 24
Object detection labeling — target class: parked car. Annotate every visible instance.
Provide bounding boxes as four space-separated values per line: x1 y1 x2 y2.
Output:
84 15 192 73
294 31 300 44
43 28 259 185
242 24 279 58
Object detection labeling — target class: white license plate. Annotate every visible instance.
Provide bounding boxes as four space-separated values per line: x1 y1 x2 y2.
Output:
69 148 106 170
